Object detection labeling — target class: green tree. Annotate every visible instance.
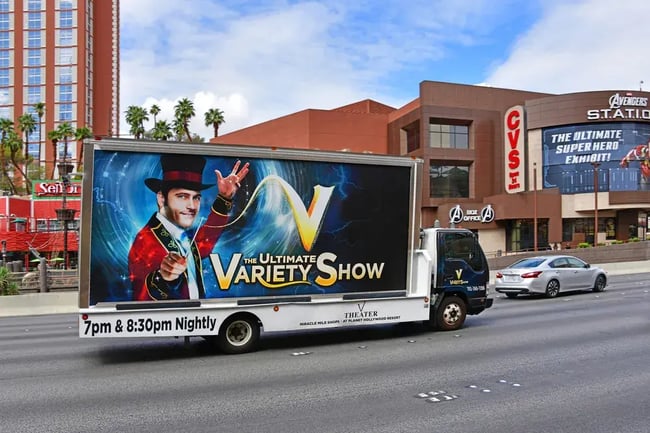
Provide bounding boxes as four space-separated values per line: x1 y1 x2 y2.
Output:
152 120 173 141
171 118 185 142
204 108 225 138
0 118 15 193
18 113 36 162
33 102 45 162
0 266 19 295
74 126 93 169
174 98 195 142
47 129 60 178
150 104 161 126
6 129 30 194
125 105 149 139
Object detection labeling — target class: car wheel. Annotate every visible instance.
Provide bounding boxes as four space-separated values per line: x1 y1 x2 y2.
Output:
217 314 260 354
435 296 467 331
593 274 606 292
545 279 560 298
505 293 518 299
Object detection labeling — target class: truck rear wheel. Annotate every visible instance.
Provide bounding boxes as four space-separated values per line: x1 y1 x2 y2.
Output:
435 296 467 331
217 315 260 354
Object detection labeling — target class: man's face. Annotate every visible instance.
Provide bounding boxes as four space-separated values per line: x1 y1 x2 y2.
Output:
160 188 201 229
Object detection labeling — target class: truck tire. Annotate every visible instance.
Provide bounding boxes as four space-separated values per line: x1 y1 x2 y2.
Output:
217 315 260 354
435 296 466 331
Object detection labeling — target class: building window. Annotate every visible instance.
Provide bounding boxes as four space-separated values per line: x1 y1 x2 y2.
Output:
28 12 41 29
28 0 42 11
27 86 41 103
27 67 41 85
59 0 73 10
58 66 72 83
0 31 9 49
59 28 72 45
0 1 9 13
59 10 72 27
27 48 41 66
429 122 469 149
429 162 470 198
0 14 8 31
0 68 8 86
0 50 8 67
401 121 420 152
59 103 72 121
58 47 73 64
28 30 41 48
59 84 72 102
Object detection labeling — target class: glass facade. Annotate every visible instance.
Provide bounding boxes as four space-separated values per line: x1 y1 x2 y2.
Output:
429 163 470 198
429 123 469 149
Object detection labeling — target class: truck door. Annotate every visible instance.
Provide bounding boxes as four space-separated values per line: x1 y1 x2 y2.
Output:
436 231 489 291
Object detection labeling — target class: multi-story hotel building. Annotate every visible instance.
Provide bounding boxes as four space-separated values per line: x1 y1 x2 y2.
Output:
0 0 118 172
213 81 650 256
0 0 118 268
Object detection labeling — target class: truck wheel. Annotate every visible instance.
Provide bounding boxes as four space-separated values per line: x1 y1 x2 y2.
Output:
435 296 466 331
545 279 560 298
218 315 260 354
592 274 606 292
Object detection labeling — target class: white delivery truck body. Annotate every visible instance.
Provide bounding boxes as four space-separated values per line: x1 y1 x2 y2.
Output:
78 138 491 353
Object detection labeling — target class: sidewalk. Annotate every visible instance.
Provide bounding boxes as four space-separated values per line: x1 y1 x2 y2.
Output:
1 260 649 318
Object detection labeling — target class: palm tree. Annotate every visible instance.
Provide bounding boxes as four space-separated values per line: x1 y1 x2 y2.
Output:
18 113 37 183
125 105 149 139
152 120 173 141
33 102 45 165
171 118 185 142
6 129 30 194
47 129 60 178
0 118 14 192
74 126 93 170
150 104 161 125
204 108 226 138
174 98 195 142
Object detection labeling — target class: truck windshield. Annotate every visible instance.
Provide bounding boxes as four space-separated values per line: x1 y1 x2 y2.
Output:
441 232 485 272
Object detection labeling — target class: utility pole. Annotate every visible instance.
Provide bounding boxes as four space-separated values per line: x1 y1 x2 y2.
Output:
592 162 600 246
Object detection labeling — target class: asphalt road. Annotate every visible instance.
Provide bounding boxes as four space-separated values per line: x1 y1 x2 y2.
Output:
1 273 649 433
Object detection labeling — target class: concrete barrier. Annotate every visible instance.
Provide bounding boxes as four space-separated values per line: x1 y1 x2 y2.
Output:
0 292 78 317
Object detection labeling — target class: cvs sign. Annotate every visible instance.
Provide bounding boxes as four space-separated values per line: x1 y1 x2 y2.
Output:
504 105 525 194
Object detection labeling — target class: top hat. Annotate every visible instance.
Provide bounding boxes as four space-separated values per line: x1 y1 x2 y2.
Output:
144 154 215 192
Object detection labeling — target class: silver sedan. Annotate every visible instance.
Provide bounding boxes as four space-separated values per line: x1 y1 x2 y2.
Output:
494 255 607 299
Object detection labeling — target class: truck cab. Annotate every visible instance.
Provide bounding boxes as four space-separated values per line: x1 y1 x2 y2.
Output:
421 227 493 330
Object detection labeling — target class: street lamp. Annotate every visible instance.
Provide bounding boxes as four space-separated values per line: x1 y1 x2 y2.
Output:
533 162 538 252
592 162 601 246
55 139 76 270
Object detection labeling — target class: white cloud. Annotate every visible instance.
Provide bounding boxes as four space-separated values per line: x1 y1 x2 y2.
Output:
484 0 650 93
119 0 521 139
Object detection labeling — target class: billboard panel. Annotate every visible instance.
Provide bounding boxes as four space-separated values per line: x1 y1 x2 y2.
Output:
87 149 413 305
542 122 650 193
504 105 525 193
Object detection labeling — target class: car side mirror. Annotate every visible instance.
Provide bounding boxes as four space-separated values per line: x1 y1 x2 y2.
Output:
584 263 590 269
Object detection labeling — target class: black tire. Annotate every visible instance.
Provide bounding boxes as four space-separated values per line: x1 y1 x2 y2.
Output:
505 293 518 299
217 315 260 354
545 279 560 298
435 296 467 331
593 274 606 292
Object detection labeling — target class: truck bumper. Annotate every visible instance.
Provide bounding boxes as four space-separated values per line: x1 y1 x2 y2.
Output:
468 296 493 315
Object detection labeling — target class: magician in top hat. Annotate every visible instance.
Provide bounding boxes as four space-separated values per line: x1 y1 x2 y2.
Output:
128 154 249 301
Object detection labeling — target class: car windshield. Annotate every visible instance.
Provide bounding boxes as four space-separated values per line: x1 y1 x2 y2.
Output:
509 258 546 268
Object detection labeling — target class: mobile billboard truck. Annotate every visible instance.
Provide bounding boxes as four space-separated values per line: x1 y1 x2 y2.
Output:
79 138 492 354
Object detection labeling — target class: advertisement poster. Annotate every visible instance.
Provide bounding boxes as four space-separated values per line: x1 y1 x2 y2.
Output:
542 122 650 193
88 150 412 305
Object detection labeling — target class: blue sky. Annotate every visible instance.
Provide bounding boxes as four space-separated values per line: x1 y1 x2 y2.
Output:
120 0 650 139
